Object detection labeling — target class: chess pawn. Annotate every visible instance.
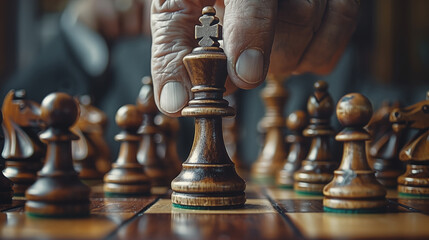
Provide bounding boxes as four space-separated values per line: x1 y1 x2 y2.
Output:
25 92 90 217
276 111 308 188
294 81 337 194
323 93 386 213
104 105 151 196
251 75 288 183
390 91 429 196
2 90 45 196
367 102 404 188
155 114 182 182
137 77 169 187
171 6 246 209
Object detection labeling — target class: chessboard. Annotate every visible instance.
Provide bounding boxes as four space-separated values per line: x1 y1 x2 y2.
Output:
1 181 429 240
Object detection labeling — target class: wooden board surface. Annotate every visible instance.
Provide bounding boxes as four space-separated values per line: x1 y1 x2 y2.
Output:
1 182 429 240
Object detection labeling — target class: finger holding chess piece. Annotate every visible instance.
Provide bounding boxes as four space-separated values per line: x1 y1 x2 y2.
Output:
104 105 151 196
323 93 386 213
25 92 90 218
171 6 246 209
276 110 308 188
390 91 429 196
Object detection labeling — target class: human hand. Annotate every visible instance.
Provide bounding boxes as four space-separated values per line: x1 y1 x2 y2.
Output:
151 0 360 116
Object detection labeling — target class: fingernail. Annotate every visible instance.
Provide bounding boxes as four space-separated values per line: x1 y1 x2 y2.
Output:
235 48 264 84
160 81 188 114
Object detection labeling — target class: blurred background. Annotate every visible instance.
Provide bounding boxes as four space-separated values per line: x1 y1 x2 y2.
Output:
0 0 428 166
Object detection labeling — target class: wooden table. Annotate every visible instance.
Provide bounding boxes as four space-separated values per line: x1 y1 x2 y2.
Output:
1 183 429 240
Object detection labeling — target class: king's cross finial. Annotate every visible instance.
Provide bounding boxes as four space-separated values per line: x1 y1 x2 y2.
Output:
195 6 222 47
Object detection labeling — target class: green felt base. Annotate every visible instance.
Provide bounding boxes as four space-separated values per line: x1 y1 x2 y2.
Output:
26 212 90 219
399 192 429 198
104 192 150 198
323 206 386 214
13 192 25 197
295 190 323 196
251 176 275 185
172 203 245 210
277 185 294 189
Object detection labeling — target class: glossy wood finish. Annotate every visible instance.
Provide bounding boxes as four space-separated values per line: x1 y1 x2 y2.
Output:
171 7 245 209
155 113 182 182
103 105 151 196
25 92 90 217
2 90 45 196
294 81 337 194
277 111 308 188
367 102 404 188
72 96 110 184
251 76 288 183
137 77 169 187
390 91 429 196
323 93 386 211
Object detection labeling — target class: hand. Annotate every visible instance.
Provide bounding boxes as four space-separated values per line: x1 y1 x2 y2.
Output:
151 0 359 117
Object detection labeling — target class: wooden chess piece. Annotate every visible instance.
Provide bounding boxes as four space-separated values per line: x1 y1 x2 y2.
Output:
390 91 429 196
251 76 288 183
104 105 151 196
171 6 246 209
25 92 90 218
223 94 247 178
2 90 45 196
137 76 169 187
366 102 404 188
276 111 308 188
323 93 386 213
0 112 13 203
72 96 110 184
155 113 182 182
294 81 337 194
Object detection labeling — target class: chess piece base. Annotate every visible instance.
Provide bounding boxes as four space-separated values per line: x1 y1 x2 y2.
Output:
276 170 294 188
172 192 246 209
104 166 151 196
4 162 41 196
25 200 90 218
375 169 403 189
397 164 429 195
294 160 336 194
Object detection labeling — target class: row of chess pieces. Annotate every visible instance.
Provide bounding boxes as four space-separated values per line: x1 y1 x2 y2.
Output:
249 79 429 212
0 77 184 217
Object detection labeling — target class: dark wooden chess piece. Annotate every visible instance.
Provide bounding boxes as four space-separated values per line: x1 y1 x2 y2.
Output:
294 81 337 194
390 91 429 196
104 105 151 196
251 76 288 183
276 110 308 188
223 94 246 178
0 112 13 203
72 96 110 184
137 76 169 187
155 113 182 182
2 90 45 196
171 6 246 209
366 102 404 188
25 92 90 217
323 93 386 213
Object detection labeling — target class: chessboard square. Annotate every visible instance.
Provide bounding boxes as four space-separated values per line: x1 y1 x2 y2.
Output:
288 212 429 239
146 199 276 214
266 187 324 200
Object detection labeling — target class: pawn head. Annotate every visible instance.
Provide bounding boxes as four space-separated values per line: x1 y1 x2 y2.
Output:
41 92 79 128
286 110 308 131
116 105 142 131
336 93 373 127
307 80 334 118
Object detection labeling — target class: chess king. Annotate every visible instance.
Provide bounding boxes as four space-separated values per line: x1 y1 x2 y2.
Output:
171 6 246 209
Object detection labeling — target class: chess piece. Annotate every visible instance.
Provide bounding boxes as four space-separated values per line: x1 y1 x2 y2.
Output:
25 92 90 217
323 93 386 213
251 76 288 183
137 76 169 187
155 113 182 182
104 105 151 196
2 90 45 196
366 102 404 188
294 81 337 194
171 6 246 209
390 91 429 196
276 111 308 188
0 113 13 203
223 94 246 177
72 96 110 184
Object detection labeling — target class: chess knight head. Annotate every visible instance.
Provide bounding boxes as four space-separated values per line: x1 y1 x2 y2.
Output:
390 91 429 131
1 90 45 159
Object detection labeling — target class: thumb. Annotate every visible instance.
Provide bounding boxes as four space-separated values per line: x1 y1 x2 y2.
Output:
223 0 277 89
